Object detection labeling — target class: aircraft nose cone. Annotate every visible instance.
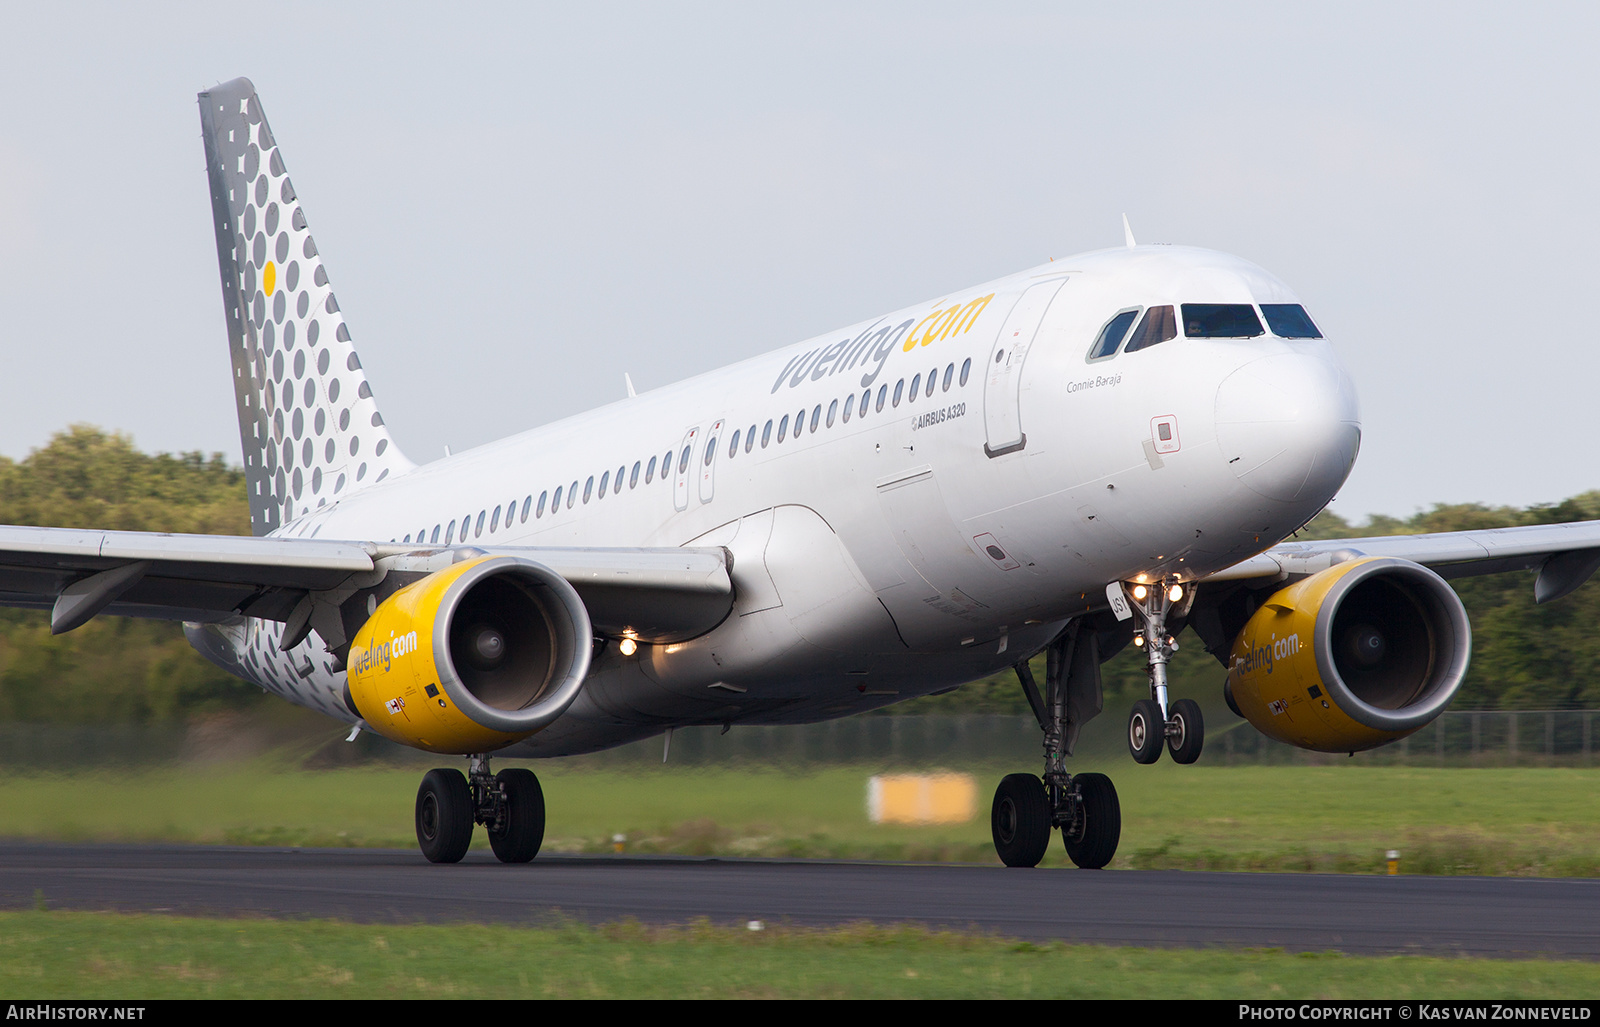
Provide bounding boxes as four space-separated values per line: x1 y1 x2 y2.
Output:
1215 352 1361 503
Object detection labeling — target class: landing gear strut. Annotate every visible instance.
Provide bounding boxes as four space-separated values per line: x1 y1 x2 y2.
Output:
991 620 1122 869
415 755 546 864
1122 581 1205 765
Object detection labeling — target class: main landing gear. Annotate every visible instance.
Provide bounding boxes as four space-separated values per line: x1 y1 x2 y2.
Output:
991 620 1122 869
415 755 546 864
1122 581 1205 766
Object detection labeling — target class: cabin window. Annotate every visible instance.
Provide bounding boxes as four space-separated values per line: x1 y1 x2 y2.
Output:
431 524 441 543
552 486 563 511
926 370 937 397
630 461 641 488
537 490 548 517
762 419 773 447
521 495 532 522
943 363 954 391
677 446 691 474
598 470 610 498
568 481 578 508
778 414 789 443
908 374 921 403
810 404 821 432
843 394 854 423
645 456 657 483
475 510 486 537
729 430 741 458
445 519 457 544
959 358 972 386
826 399 838 427
892 380 904 408
583 476 594 503
1261 303 1323 338
745 424 756 453
615 466 625 494
490 505 501 532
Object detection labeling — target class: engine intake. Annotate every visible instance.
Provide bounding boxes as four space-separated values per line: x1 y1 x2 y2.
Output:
1225 557 1470 753
345 556 592 753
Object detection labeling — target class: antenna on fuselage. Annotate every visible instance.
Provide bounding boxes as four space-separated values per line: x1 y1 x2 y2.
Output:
625 373 637 399
1122 214 1137 249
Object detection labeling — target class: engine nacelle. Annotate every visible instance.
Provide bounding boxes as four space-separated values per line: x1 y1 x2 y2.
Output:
345 555 592 754
1225 557 1471 753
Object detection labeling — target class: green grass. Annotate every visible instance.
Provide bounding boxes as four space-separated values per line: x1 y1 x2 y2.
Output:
2 761 1598 874
3 911 1598 999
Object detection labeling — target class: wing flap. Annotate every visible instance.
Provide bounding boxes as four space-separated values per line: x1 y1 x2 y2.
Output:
0 526 734 641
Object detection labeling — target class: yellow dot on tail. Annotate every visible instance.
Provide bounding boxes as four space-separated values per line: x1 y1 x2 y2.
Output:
263 261 276 296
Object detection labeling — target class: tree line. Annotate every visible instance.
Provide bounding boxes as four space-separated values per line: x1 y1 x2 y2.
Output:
0 426 1595 723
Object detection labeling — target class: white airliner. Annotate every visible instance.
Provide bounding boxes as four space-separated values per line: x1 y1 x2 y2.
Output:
5 78 1598 869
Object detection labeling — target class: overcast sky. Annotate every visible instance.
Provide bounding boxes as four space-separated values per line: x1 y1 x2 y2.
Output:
1 2 1596 521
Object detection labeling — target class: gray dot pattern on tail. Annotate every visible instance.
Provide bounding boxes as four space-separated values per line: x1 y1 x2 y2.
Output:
200 80 412 536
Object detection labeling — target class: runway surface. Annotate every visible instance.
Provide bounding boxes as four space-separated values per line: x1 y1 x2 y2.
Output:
2 841 1595 959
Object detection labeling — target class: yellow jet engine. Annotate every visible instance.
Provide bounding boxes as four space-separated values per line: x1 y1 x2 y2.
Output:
344 555 592 753
1225 557 1471 753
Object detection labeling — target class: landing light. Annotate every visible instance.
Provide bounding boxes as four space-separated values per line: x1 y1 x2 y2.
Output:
618 638 638 657
1133 636 1145 648
1131 584 1148 601
1168 585 1184 603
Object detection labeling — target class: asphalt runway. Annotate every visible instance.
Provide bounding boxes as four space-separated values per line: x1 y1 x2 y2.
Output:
2 841 1594 959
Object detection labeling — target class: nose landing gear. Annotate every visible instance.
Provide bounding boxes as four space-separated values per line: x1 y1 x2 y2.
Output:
415 755 546 864
990 619 1122 869
1119 580 1205 765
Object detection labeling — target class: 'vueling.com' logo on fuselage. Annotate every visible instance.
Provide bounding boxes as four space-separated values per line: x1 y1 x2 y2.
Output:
352 630 419 676
770 293 995 394
1234 633 1301 676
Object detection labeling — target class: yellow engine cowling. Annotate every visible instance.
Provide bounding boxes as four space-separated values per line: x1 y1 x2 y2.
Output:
345 556 592 754
1226 557 1471 753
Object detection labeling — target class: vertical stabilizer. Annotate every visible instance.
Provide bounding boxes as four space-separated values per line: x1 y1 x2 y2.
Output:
198 78 414 536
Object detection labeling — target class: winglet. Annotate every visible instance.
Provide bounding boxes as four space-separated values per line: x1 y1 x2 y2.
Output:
1122 214 1137 249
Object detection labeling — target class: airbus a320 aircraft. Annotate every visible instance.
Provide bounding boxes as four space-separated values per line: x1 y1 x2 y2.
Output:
4 79 1597 869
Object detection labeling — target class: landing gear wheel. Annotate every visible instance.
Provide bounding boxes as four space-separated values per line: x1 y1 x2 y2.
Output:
1167 698 1204 765
416 768 474 864
488 768 546 864
1062 773 1121 869
991 773 1051 868
1128 699 1165 764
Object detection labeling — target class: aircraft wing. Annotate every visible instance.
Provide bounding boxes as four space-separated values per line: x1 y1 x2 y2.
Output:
1204 519 1600 603
0 524 733 640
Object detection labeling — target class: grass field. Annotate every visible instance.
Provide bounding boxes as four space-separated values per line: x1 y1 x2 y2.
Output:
3 760 1597 874
4 911 1600 999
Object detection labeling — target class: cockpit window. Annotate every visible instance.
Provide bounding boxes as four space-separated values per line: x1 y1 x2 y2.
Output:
1123 305 1177 353
1261 304 1323 339
1087 308 1141 361
1181 304 1263 338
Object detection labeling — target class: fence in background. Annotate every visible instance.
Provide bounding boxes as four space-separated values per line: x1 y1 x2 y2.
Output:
0 709 1595 769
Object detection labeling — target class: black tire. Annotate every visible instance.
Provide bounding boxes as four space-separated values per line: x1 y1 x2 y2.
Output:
1167 698 1204 765
488 767 546 864
1128 699 1165 764
1062 773 1121 869
991 773 1051 868
416 768 474 864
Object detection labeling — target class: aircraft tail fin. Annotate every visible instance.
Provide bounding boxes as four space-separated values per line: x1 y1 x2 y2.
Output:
198 78 414 536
